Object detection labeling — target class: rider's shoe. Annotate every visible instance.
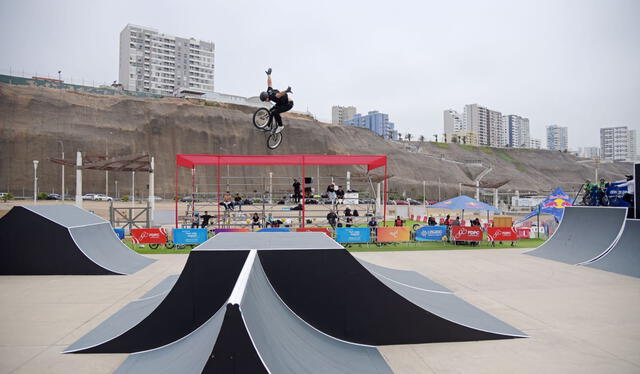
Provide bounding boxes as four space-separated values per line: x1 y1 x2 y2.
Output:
275 124 284 134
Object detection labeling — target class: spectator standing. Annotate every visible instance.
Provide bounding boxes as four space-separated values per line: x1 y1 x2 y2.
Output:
336 186 345 204
234 193 243 211
251 213 261 230
191 212 200 228
428 216 436 226
394 216 403 227
292 179 302 203
327 183 337 205
452 216 461 226
327 210 338 229
200 211 213 228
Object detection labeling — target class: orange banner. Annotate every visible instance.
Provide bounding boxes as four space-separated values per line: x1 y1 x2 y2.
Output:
296 227 332 237
376 227 410 242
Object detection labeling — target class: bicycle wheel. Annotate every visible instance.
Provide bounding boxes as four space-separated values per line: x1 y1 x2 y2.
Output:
165 240 175 249
253 108 272 130
267 132 283 149
148 243 159 249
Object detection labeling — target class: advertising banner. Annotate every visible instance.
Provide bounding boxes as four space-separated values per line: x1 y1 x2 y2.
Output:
214 228 250 235
376 227 410 242
336 227 371 243
487 227 518 241
415 225 447 241
131 228 167 244
258 228 291 232
295 227 332 236
113 228 125 240
516 227 532 239
172 228 208 245
451 226 483 241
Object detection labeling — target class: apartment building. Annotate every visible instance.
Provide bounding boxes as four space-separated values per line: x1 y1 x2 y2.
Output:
119 24 215 96
546 125 569 151
600 126 637 161
344 110 396 139
443 109 464 136
503 115 531 148
463 104 504 147
332 105 357 125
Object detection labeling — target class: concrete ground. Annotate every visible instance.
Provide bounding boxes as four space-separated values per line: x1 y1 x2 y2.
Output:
0 248 639 374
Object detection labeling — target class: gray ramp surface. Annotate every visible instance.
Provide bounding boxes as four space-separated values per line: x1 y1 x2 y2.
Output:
243 256 393 374
357 258 451 293
69 223 156 274
65 275 178 353
114 306 226 374
586 219 640 278
24 204 105 227
198 231 343 250
526 206 627 264
370 270 526 338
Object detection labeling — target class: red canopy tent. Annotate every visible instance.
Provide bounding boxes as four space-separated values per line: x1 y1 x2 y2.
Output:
175 154 388 228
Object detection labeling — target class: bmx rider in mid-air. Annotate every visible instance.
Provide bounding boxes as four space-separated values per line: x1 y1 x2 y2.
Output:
259 68 293 134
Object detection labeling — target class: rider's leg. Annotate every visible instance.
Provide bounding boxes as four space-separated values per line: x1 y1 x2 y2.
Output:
271 102 294 131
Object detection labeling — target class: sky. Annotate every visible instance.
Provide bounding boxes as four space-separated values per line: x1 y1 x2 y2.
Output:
1 0 639 149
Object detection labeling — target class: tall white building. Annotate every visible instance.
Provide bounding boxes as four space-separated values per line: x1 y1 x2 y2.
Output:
600 126 637 161
546 125 568 151
443 109 464 135
463 104 504 147
503 115 531 148
119 24 215 96
332 105 357 125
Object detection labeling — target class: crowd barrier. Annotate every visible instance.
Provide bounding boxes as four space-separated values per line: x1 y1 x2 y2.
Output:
125 225 527 247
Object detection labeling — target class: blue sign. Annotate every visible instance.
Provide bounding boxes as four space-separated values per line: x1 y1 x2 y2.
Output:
336 227 371 243
113 228 125 240
415 225 447 241
172 228 208 245
258 228 291 232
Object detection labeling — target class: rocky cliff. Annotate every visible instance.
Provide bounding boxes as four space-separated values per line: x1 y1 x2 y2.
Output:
0 83 632 201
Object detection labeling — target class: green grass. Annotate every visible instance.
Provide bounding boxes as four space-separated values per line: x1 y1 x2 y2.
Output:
459 144 475 152
345 238 545 252
495 150 517 162
480 146 494 154
124 238 192 254
433 142 450 149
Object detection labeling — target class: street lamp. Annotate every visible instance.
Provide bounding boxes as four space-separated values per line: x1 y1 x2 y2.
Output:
105 131 113 196
33 160 39 204
57 140 64 202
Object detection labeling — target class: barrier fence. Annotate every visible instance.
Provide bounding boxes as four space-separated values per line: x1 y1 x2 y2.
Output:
126 225 529 247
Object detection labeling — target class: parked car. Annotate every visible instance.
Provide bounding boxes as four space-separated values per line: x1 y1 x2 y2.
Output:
46 193 61 200
149 195 163 201
93 194 113 201
395 200 409 205
407 199 421 205
82 193 97 200
180 196 200 202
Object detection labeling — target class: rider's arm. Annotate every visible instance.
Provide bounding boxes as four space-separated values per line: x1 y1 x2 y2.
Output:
267 75 272 89
275 90 286 98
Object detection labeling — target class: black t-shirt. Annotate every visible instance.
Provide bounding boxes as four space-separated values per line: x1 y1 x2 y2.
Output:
201 214 212 225
267 87 288 106
293 181 301 192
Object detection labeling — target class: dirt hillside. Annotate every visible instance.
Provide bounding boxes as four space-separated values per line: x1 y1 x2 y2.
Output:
0 83 632 201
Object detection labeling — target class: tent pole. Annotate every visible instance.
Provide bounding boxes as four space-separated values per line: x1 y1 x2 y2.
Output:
217 157 221 229
302 158 306 228
175 160 178 228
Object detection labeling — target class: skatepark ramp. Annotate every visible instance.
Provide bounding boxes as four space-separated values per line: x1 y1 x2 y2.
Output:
583 219 640 278
67 232 525 373
0 205 155 275
525 206 627 265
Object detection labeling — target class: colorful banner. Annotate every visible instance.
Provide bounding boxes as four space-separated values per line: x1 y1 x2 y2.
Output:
113 228 125 240
376 227 410 242
258 228 291 232
487 227 518 241
295 227 332 236
516 227 532 239
214 228 250 234
172 228 208 245
451 226 483 241
415 225 447 241
336 227 371 243
131 228 167 244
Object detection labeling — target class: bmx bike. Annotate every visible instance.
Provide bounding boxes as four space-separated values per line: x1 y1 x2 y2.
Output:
253 107 283 150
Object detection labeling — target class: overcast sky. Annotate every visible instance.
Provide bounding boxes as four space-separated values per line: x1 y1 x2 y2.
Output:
1 0 639 149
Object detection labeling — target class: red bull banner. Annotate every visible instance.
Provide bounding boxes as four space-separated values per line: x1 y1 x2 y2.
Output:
487 227 518 241
516 227 531 239
214 228 250 234
451 226 483 241
296 227 332 237
131 228 168 244
377 227 410 242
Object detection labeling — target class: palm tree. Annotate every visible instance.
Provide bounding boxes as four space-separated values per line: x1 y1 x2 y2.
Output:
397 132 402 141
419 135 425 143
405 133 412 142
433 134 438 142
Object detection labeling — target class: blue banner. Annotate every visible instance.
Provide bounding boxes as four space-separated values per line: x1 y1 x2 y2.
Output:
113 228 125 240
415 225 447 241
258 228 291 232
172 228 208 245
336 227 371 243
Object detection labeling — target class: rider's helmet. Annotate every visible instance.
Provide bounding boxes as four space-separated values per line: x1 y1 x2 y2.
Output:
259 91 269 101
